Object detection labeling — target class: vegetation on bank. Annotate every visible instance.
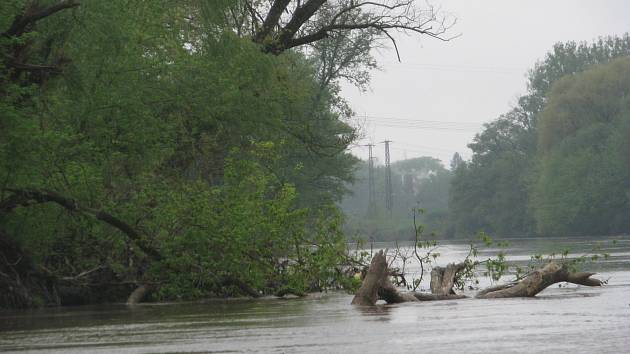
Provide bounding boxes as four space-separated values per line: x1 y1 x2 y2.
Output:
1 0 453 309
2 0 628 310
0 1 338 308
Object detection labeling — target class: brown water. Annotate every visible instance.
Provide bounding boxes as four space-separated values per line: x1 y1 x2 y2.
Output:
1 236 629 353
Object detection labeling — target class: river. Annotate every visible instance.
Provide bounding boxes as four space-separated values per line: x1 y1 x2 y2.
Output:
1 236 629 353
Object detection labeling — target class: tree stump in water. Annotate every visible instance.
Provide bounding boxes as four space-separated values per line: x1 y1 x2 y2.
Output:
351 252 466 305
430 262 466 296
351 250 391 305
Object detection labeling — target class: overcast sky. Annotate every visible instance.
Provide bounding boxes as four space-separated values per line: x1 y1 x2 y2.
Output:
342 0 630 166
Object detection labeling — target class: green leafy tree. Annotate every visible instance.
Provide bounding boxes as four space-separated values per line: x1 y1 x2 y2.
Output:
0 0 366 308
532 57 630 236
449 34 630 237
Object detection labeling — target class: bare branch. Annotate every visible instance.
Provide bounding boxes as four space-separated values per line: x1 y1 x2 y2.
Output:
250 0 457 57
277 0 327 45
254 0 292 42
381 29 400 62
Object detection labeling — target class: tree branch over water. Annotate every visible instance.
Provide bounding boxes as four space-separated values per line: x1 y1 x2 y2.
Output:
1 188 160 260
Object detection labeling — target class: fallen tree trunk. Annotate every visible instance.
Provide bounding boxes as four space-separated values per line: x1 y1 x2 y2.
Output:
352 253 604 305
2 188 162 307
413 293 467 301
378 274 420 303
476 261 603 299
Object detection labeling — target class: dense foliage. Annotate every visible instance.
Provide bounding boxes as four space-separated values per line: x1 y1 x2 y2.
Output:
449 35 630 237
533 57 630 236
0 1 366 308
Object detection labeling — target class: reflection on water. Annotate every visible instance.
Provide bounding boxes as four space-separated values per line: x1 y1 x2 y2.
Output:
1 236 629 353
354 304 393 321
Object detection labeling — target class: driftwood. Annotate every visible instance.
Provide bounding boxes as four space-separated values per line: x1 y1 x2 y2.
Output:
352 252 604 306
351 250 390 305
350 250 417 305
476 261 603 298
352 251 467 305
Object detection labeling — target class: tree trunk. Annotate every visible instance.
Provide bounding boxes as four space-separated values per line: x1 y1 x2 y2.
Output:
476 261 603 299
352 252 466 305
351 254 603 305
413 293 467 301
351 250 389 305
430 262 466 295
127 284 154 305
378 274 419 303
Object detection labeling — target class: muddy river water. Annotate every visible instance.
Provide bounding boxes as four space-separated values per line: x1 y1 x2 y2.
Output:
1 236 629 353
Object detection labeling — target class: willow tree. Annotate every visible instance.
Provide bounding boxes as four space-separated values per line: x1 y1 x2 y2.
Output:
532 57 630 236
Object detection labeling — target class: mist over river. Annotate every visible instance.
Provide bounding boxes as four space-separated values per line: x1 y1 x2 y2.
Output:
1 236 629 353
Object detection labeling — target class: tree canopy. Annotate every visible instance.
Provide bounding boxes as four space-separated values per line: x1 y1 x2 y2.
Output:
448 34 630 238
5 0 457 308
533 57 630 236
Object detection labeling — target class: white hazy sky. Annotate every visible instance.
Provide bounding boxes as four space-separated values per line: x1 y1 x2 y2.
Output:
342 0 630 165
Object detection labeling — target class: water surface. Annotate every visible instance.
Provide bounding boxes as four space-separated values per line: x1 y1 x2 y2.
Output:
1 236 629 353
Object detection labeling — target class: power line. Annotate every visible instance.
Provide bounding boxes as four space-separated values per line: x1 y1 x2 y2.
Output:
367 143 376 216
371 124 478 132
395 141 457 153
364 116 484 127
349 142 463 159
383 140 393 216
359 115 485 132
380 62 527 75
390 147 450 156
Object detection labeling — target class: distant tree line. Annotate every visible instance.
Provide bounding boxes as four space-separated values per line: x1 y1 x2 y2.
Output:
341 156 452 241
449 34 630 238
342 35 630 240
